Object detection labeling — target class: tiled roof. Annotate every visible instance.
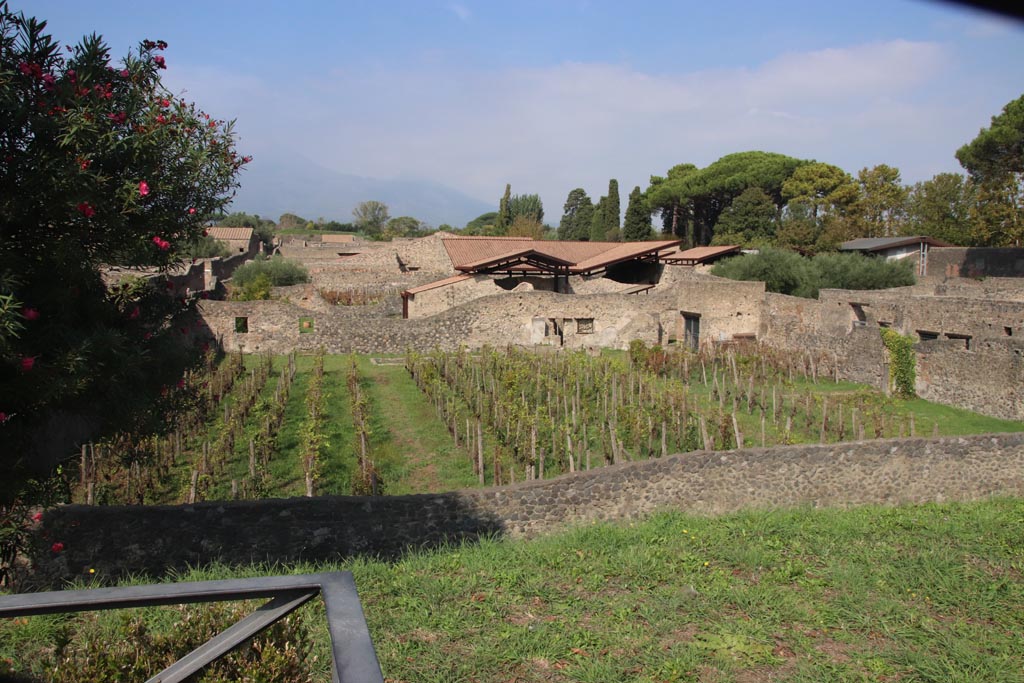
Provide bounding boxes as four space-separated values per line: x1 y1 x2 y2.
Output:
840 236 952 251
441 237 681 274
661 245 742 264
207 226 254 241
402 274 473 296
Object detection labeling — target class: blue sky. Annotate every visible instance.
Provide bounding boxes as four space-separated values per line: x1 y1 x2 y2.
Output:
27 0 1024 223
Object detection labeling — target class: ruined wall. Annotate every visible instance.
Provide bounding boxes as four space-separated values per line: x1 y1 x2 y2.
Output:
927 247 1024 278
660 275 764 345
34 432 1024 582
407 276 505 318
759 293 886 388
917 338 1024 421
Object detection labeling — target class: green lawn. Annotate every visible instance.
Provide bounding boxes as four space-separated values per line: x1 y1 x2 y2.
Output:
4 497 1023 682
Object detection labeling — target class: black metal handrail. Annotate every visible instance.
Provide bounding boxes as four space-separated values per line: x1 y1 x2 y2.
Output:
0 571 384 683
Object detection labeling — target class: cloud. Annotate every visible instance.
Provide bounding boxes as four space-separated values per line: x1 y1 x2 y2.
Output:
447 3 470 22
168 38 996 222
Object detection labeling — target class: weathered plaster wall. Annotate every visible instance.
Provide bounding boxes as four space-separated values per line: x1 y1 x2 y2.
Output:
34 432 1024 582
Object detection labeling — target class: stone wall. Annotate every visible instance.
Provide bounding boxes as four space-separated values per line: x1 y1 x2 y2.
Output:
917 338 1024 421
927 247 1024 278
33 432 1024 583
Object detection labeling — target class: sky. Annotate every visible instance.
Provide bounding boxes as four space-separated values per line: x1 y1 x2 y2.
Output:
27 0 1024 224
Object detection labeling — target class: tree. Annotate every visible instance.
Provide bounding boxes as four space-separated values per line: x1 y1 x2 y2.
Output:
956 94 1024 246
384 216 423 239
622 186 653 241
463 211 498 235
646 163 698 242
606 179 621 233
0 5 246 483
277 212 307 230
711 187 778 246
590 195 609 241
781 162 859 221
352 200 389 238
558 188 593 240
956 94 1024 184
507 214 544 239
497 183 512 232
905 173 975 245
853 164 908 238
509 193 544 224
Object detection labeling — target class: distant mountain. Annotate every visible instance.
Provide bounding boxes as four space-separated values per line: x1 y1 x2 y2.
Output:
228 152 493 228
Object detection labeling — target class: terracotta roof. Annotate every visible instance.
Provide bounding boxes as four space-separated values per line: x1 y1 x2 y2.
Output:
442 237 681 274
840 236 953 251
207 226 254 241
660 245 741 264
402 274 473 296
321 233 355 243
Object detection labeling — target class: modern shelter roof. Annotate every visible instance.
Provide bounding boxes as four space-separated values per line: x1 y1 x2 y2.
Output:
659 245 741 265
442 237 681 275
840 236 952 251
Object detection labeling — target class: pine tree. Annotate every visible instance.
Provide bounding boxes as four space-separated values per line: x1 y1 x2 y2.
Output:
559 188 593 240
623 186 653 241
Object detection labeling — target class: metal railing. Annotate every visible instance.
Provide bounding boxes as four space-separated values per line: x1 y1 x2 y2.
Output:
0 571 384 683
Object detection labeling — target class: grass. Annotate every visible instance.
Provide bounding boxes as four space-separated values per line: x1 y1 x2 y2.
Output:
4 497 1023 682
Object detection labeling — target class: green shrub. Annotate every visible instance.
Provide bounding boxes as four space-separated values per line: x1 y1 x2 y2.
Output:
711 248 815 297
231 255 309 289
881 328 916 398
231 272 273 301
712 249 916 298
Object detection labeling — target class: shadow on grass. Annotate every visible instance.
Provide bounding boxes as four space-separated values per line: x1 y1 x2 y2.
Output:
28 492 504 589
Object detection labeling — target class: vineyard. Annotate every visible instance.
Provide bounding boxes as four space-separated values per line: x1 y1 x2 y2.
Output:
70 344 1024 505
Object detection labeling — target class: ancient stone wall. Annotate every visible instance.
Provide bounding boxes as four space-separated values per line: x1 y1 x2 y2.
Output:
927 247 1024 278
917 338 1024 421
34 432 1024 582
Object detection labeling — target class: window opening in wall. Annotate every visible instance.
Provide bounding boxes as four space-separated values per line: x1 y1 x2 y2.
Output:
548 318 564 346
878 321 892 328
850 303 867 322
917 330 939 341
576 318 594 334
235 316 248 333
682 312 700 350
945 332 972 350
1005 326 1014 337
299 317 314 333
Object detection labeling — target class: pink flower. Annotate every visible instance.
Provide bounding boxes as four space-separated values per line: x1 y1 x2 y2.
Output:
160 98 170 108
188 207 197 215
153 55 166 69
128 306 140 320
0 412 7 423
32 512 43 522
106 112 126 125
138 181 150 197
155 114 166 124
120 69 129 78
20 356 36 372
152 236 170 251
51 542 64 553
22 307 40 321
143 331 153 340
176 379 185 389
77 202 95 218
41 74 56 91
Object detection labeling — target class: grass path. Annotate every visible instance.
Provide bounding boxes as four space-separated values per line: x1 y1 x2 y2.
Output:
358 357 478 494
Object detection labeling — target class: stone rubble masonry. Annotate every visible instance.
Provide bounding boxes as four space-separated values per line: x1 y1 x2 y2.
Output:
927 247 1024 278
33 432 1024 584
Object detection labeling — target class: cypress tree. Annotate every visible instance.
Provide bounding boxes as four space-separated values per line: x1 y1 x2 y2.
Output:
590 196 608 241
606 179 621 233
623 185 653 241
497 183 512 233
